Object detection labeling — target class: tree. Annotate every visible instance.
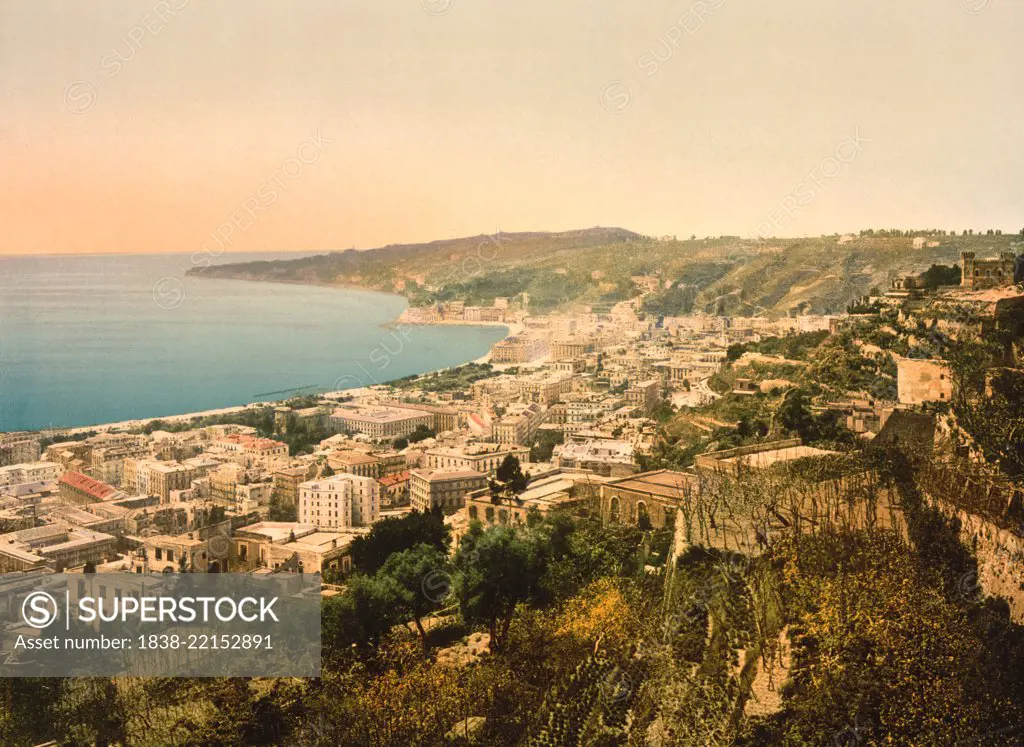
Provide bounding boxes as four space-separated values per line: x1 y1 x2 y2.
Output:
452 525 548 651
53 678 128 747
321 573 401 650
208 504 227 526
776 388 815 440
267 495 297 522
349 509 450 575
495 455 528 494
407 424 436 443
921 263 961 289
529 429 564 462
378 543 450 648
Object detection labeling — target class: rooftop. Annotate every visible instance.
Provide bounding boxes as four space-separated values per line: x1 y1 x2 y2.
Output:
333 405 433 423
605 469 697 500
60 471 117 500
412 468 487 483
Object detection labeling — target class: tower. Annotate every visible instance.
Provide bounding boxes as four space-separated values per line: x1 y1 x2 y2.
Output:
961 252 976 289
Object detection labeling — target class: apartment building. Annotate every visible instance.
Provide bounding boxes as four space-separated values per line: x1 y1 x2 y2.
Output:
554 439 635 478
493 402 547 445
381 400 460 432
272 464 315 508
90 440 150 487
550 338 594 360
490 335 548 363
233 522 356 574
626 379 662 414
327 449 382 478
410 469 487 515
0 461 61 488
299 473 380 529
208 462 253 506
519 373 575 405
235 481 273 513
377 470 411 506
214 434 289 463
124 459 196 502
0 433 41 467
0 524 117 572
424 443 530 474
143 534 213 573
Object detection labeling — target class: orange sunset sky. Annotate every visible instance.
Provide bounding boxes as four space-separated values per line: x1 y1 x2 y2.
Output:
1 0 1022 255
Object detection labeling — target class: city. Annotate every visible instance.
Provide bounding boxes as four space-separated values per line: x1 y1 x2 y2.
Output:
1 242 1023 743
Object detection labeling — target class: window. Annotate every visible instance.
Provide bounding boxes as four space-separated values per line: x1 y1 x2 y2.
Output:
166 550 174 562
154 548 162 560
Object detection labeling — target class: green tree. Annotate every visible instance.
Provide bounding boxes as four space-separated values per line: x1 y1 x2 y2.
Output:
267 495 297 522
453 525 548 651
378 543 450 648
495 454 528 494
921 263 961 289
321 573 401 650
349 509 450 575
529 429 564 462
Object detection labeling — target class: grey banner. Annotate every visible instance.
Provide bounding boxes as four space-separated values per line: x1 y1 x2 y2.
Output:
0 573 321 677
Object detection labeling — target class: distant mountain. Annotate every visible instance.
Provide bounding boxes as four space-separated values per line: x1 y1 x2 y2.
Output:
194 229 1023 316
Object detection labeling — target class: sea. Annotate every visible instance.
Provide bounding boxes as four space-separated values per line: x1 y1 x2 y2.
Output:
0 252 508 432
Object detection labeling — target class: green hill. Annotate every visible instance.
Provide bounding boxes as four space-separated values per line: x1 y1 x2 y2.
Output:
194 229 1023 316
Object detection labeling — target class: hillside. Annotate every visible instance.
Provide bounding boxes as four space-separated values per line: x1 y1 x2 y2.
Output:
195 229 1024 316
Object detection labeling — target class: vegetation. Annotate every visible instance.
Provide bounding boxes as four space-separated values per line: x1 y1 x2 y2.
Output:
921 262 961 289
528 429 564 462
349 509 449 576
194 230 1023 316
393 362 498 393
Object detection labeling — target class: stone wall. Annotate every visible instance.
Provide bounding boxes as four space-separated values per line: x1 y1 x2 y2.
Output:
926 496 1024 623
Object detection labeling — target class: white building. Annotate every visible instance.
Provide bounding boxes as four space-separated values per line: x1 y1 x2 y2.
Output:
298 474 380 529
0 461 61 488
330 405 434 439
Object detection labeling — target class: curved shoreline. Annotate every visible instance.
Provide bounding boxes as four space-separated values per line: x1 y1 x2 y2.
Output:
28 278 515 436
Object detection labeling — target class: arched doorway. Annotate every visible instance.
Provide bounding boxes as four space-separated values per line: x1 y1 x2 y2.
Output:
636 500 651 531
609 496 620 523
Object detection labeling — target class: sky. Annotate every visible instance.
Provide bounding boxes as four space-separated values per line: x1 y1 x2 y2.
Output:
1 0 1022 255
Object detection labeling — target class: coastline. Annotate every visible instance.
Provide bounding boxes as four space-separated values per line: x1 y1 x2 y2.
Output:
19 277 516 436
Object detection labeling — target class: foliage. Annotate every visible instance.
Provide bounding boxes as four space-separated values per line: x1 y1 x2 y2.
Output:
769 529 1024 745
920 262 961 289
394 362 497 393
378 543 450 645
949 339 1024 478
322 573 403 650
350 509 450 576
452 524 550 651
494 455 528 494
729 330 829 363
529 429 564 462
266 494 297 522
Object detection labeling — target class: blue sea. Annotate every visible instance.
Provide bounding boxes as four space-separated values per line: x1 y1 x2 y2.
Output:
0 253 507 432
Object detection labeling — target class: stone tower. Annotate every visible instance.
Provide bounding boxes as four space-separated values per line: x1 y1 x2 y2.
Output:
961 252 975 288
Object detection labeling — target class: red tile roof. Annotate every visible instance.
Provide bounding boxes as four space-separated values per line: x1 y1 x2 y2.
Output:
60 471 116 501
377 471 411 487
